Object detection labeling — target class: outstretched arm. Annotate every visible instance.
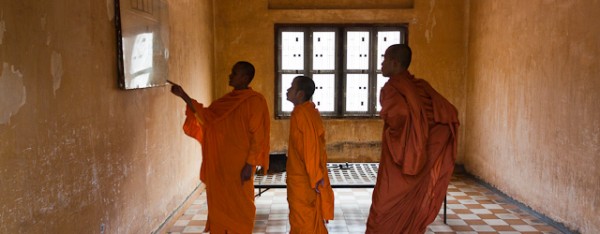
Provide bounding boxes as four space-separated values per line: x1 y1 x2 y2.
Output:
169 80 205 130
169 81 197 113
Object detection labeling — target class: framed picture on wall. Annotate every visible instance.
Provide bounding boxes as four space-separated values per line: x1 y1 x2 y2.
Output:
114 0 170 90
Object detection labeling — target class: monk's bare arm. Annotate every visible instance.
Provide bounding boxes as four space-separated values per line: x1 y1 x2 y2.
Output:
170 82 198 113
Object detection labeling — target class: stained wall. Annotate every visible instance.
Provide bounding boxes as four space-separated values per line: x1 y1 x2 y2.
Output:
212 0 468 162
8 0 598 233
0 0 214 233
465 1 600 233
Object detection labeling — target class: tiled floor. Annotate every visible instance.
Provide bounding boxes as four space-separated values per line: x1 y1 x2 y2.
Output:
167 173 562 234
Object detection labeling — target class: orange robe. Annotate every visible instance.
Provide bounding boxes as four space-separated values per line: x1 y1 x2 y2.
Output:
366 71 459 234
182 88 270 234
286 101 334 234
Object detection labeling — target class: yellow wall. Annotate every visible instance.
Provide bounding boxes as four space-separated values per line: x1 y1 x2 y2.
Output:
465 1 600 233
0 0 214 232
4 0 597 233
212 0 468 162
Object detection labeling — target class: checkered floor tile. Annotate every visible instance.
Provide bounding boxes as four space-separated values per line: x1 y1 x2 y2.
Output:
167 173 562 233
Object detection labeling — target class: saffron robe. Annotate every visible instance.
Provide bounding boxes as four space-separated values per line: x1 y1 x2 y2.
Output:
366 71 459 234
182 88 270 234
286 101 334 234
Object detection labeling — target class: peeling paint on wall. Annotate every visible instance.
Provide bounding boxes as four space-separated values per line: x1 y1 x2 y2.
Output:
41 14 47 30
51 51 63 95
106 0 114 21
41 14 52 45
2 0 211 232
0 12 6 45
0 63 26 124
425 0 437 43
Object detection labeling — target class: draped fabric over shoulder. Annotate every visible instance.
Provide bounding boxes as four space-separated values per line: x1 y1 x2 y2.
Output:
287 101 334 234
367 71 459 234
182 88 270 234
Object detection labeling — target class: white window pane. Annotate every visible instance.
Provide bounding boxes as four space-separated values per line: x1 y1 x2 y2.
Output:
346 31 370 70
377 31 401 69
313 32 336 70
281 32 304 70
376 74 389 112
345 74 369 112
312 74 335 112
281 74 297 112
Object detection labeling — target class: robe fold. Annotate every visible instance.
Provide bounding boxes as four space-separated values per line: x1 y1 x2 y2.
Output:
182 88 270 234
366 71 459 234
286 101 334 234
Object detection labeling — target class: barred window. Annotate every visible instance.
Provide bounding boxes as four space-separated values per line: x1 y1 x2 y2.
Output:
275 24 408 118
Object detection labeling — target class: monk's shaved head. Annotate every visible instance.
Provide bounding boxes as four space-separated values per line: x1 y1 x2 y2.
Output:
386 44 412 69
295 76 315 101
235 61 255 82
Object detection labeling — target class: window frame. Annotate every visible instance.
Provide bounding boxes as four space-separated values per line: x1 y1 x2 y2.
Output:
275 24 408 119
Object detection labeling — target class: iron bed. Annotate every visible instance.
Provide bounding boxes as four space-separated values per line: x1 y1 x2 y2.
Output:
253 162 448 223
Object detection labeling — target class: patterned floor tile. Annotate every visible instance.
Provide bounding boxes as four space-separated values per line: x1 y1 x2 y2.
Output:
167 173 563 233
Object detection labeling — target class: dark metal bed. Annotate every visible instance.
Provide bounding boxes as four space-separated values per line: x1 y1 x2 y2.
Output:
254 163 378 189
254 162 448 223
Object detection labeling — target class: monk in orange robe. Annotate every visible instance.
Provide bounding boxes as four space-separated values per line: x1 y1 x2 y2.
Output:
170 61 270 234
285 76 334 233
366 44 459 233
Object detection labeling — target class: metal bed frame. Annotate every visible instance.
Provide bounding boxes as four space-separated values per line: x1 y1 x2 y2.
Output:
254 162 448 223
